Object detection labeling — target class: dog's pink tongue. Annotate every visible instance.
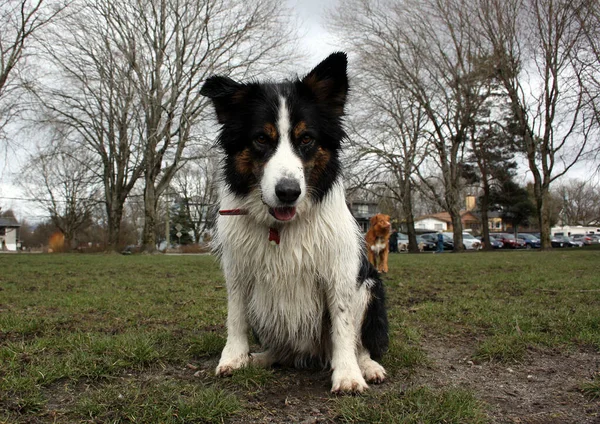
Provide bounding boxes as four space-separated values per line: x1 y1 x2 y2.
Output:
272 207 296 221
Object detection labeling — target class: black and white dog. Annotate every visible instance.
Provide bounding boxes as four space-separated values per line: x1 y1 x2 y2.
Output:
200 52 388 393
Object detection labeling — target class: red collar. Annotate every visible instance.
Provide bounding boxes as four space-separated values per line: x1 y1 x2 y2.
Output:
218 209 248 216
268 228 280 245
219 208 280 245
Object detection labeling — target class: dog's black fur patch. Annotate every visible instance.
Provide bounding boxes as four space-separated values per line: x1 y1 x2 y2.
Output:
358 256 389 360
200 53 348 203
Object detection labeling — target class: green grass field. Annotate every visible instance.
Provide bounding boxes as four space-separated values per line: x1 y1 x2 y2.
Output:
1 249 599 423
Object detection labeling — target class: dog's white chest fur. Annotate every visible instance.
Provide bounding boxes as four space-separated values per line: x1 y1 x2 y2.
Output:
242 227 325 356
370 238 387 254
216 182 362 361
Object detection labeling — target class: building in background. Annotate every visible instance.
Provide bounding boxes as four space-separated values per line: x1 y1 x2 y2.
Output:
347 200 379 233
414 211 481 233
0 217 20 251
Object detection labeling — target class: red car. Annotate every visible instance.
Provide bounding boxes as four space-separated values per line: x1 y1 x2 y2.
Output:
493 233 526 249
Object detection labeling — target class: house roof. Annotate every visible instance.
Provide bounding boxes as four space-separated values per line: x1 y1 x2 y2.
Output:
0 218 20 227
486 211 503 219
416 210 480 224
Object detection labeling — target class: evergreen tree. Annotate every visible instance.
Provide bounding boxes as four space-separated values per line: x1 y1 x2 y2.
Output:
169 200 194 245
489 178 535 235
467 100 520 249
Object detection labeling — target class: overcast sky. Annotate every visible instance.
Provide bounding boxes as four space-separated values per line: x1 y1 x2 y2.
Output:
0 0 341 221
1 0 595 222
290 0 342 68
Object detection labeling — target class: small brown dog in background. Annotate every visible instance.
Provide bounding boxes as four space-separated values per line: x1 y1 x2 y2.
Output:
365 214 391 273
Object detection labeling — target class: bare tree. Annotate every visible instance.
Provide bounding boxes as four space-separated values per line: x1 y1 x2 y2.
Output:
36 3 145 250
171 154 219 244
476 0 598 249
577 1 600 145
37 0 299 252
331 0 492 251
344 88 428 252
20 140 100 249
555 179 600 226
99 0 299 252
0 0 64 144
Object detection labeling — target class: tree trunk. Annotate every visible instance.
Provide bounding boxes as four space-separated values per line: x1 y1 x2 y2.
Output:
63 230 74 251
451 212 464 252
141 181 158 253
402 188 419 253
529 169 551 250
106 203 124 250
446 184 464 252
538 187 553 251
480 185 492 251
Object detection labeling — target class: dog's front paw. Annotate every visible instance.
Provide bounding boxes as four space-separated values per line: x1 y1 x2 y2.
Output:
361 359 386 384
215 353 250 377
331 369 369 394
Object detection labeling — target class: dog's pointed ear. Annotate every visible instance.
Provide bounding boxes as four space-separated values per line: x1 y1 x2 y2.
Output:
201 76 249 124
370 215 377 227
301 52 348 116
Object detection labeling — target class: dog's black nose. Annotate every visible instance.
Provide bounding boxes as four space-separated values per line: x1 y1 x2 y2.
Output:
275 179 301 204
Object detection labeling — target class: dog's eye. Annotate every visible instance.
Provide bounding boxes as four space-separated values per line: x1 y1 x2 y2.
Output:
300 134 313 145
256 135 267 144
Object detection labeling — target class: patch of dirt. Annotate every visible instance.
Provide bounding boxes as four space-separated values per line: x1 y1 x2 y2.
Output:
34 339 600 423
417 335 600 423
187 338 600 423
240 369 335 423
192 358 338 423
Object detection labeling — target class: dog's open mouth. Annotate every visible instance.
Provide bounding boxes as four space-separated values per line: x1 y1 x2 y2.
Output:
269 207 297 221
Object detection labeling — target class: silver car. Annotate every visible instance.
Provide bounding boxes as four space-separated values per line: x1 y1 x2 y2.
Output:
442 232 481 250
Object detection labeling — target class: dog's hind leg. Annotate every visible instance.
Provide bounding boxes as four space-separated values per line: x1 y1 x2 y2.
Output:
360 275 389 360
358 345 386 383
250 350 277 368
358 262 388 383
381 249 389 273
216 283 252 376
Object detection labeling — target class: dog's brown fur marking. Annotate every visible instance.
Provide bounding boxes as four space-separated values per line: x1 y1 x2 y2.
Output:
306 147 331 187
293 121 308 139
235 148 254 175
264 123 278 141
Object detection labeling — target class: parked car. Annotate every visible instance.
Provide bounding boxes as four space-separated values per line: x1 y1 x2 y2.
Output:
459 232 482 250
421 233 454 250
493 233 526 249
588 234 600 244
559 236 583 247
481 235 504 249
517 233 541 249
550 236 569 247
441 232 479 250
416 235 436 251
571 234 593 245
397 232 409 251
550 234 583 247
